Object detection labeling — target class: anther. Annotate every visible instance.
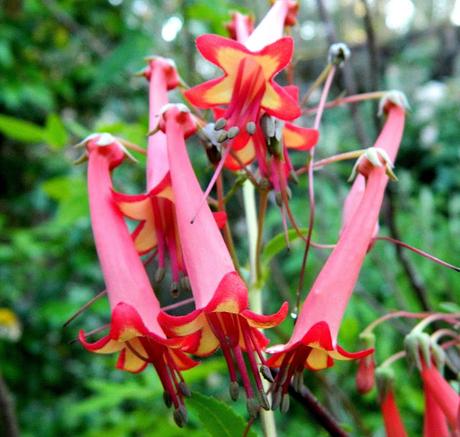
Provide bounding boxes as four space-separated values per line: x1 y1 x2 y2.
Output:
260 365 274 383
293 371 303 392
246 398 260 418
258 390 271 411
214 118 227 130
289 170 299 185
206 145 221 165
271 389 282 410
170 282 180 298
173 407 187 427
217 131 228 143
180 276 192 293
227 126 240 139
281 393 290 414
155 267 166 283
261 114 275 138
179 381 192 398
246 121 256 135
163 391 172 408
275 192 283 207
229 381 240 401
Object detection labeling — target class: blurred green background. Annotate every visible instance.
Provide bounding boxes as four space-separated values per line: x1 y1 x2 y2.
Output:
1 0 459 436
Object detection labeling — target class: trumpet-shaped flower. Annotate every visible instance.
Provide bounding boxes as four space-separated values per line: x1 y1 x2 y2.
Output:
420 360 460 431
266 102 406 401
157 105 288 415
423 385 450 437
113 58 188 293
78 134 198 425
381 389 408 437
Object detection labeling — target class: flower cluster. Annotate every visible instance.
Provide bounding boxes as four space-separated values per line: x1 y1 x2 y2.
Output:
68 0 459 431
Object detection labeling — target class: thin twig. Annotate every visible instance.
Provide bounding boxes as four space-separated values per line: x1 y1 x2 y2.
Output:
0 372 19 437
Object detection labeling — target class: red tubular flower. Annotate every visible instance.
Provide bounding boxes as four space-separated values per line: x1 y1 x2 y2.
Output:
423 385 450 437
421 360 460 431
266 102 406 400
381 390 408 437
157 105 288 415
77 134 198 426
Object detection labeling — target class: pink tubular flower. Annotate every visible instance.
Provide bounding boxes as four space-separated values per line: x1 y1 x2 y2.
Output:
77 134 198 426
266 102 406 400
421 360 460 431
157 105 288 415
113 58 188 293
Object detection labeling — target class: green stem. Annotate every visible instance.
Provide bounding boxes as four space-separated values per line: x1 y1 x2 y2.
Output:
242 180 277 437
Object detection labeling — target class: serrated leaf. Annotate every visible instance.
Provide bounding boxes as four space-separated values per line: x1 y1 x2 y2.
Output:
0 113 45 142
188 392 257 437
261 228 307 265
44 113 69 149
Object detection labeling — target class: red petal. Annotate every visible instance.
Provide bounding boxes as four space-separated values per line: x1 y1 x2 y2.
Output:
242 301 288 329
195 34 251 67
283 123 319 150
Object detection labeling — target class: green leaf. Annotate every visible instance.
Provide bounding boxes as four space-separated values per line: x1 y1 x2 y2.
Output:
261 228 307 265
0 113 45 142
44 113 69 149
188 392 257 437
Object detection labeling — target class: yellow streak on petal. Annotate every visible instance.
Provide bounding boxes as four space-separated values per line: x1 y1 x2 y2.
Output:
233 139 256 165
122 339 148 372
117 197 151 220
194 323 220 356
284 127 304 149
329 350 353 361
157 185 174 202
216 47 247 75
261 83 282 111
203 76 235 105
254 54 280 78
306 347 329 370
134 218 157 253
169 313 206 337
214 299 239 313
119 327 142 342
94 339 125 354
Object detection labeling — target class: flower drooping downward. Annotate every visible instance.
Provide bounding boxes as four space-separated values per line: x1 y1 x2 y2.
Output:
78 134 198 426
266 99 406 406
113 58 189 295
157 105 288 416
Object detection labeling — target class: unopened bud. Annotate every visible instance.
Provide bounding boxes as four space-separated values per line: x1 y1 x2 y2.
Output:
356 355 375 395
328 43 351 66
